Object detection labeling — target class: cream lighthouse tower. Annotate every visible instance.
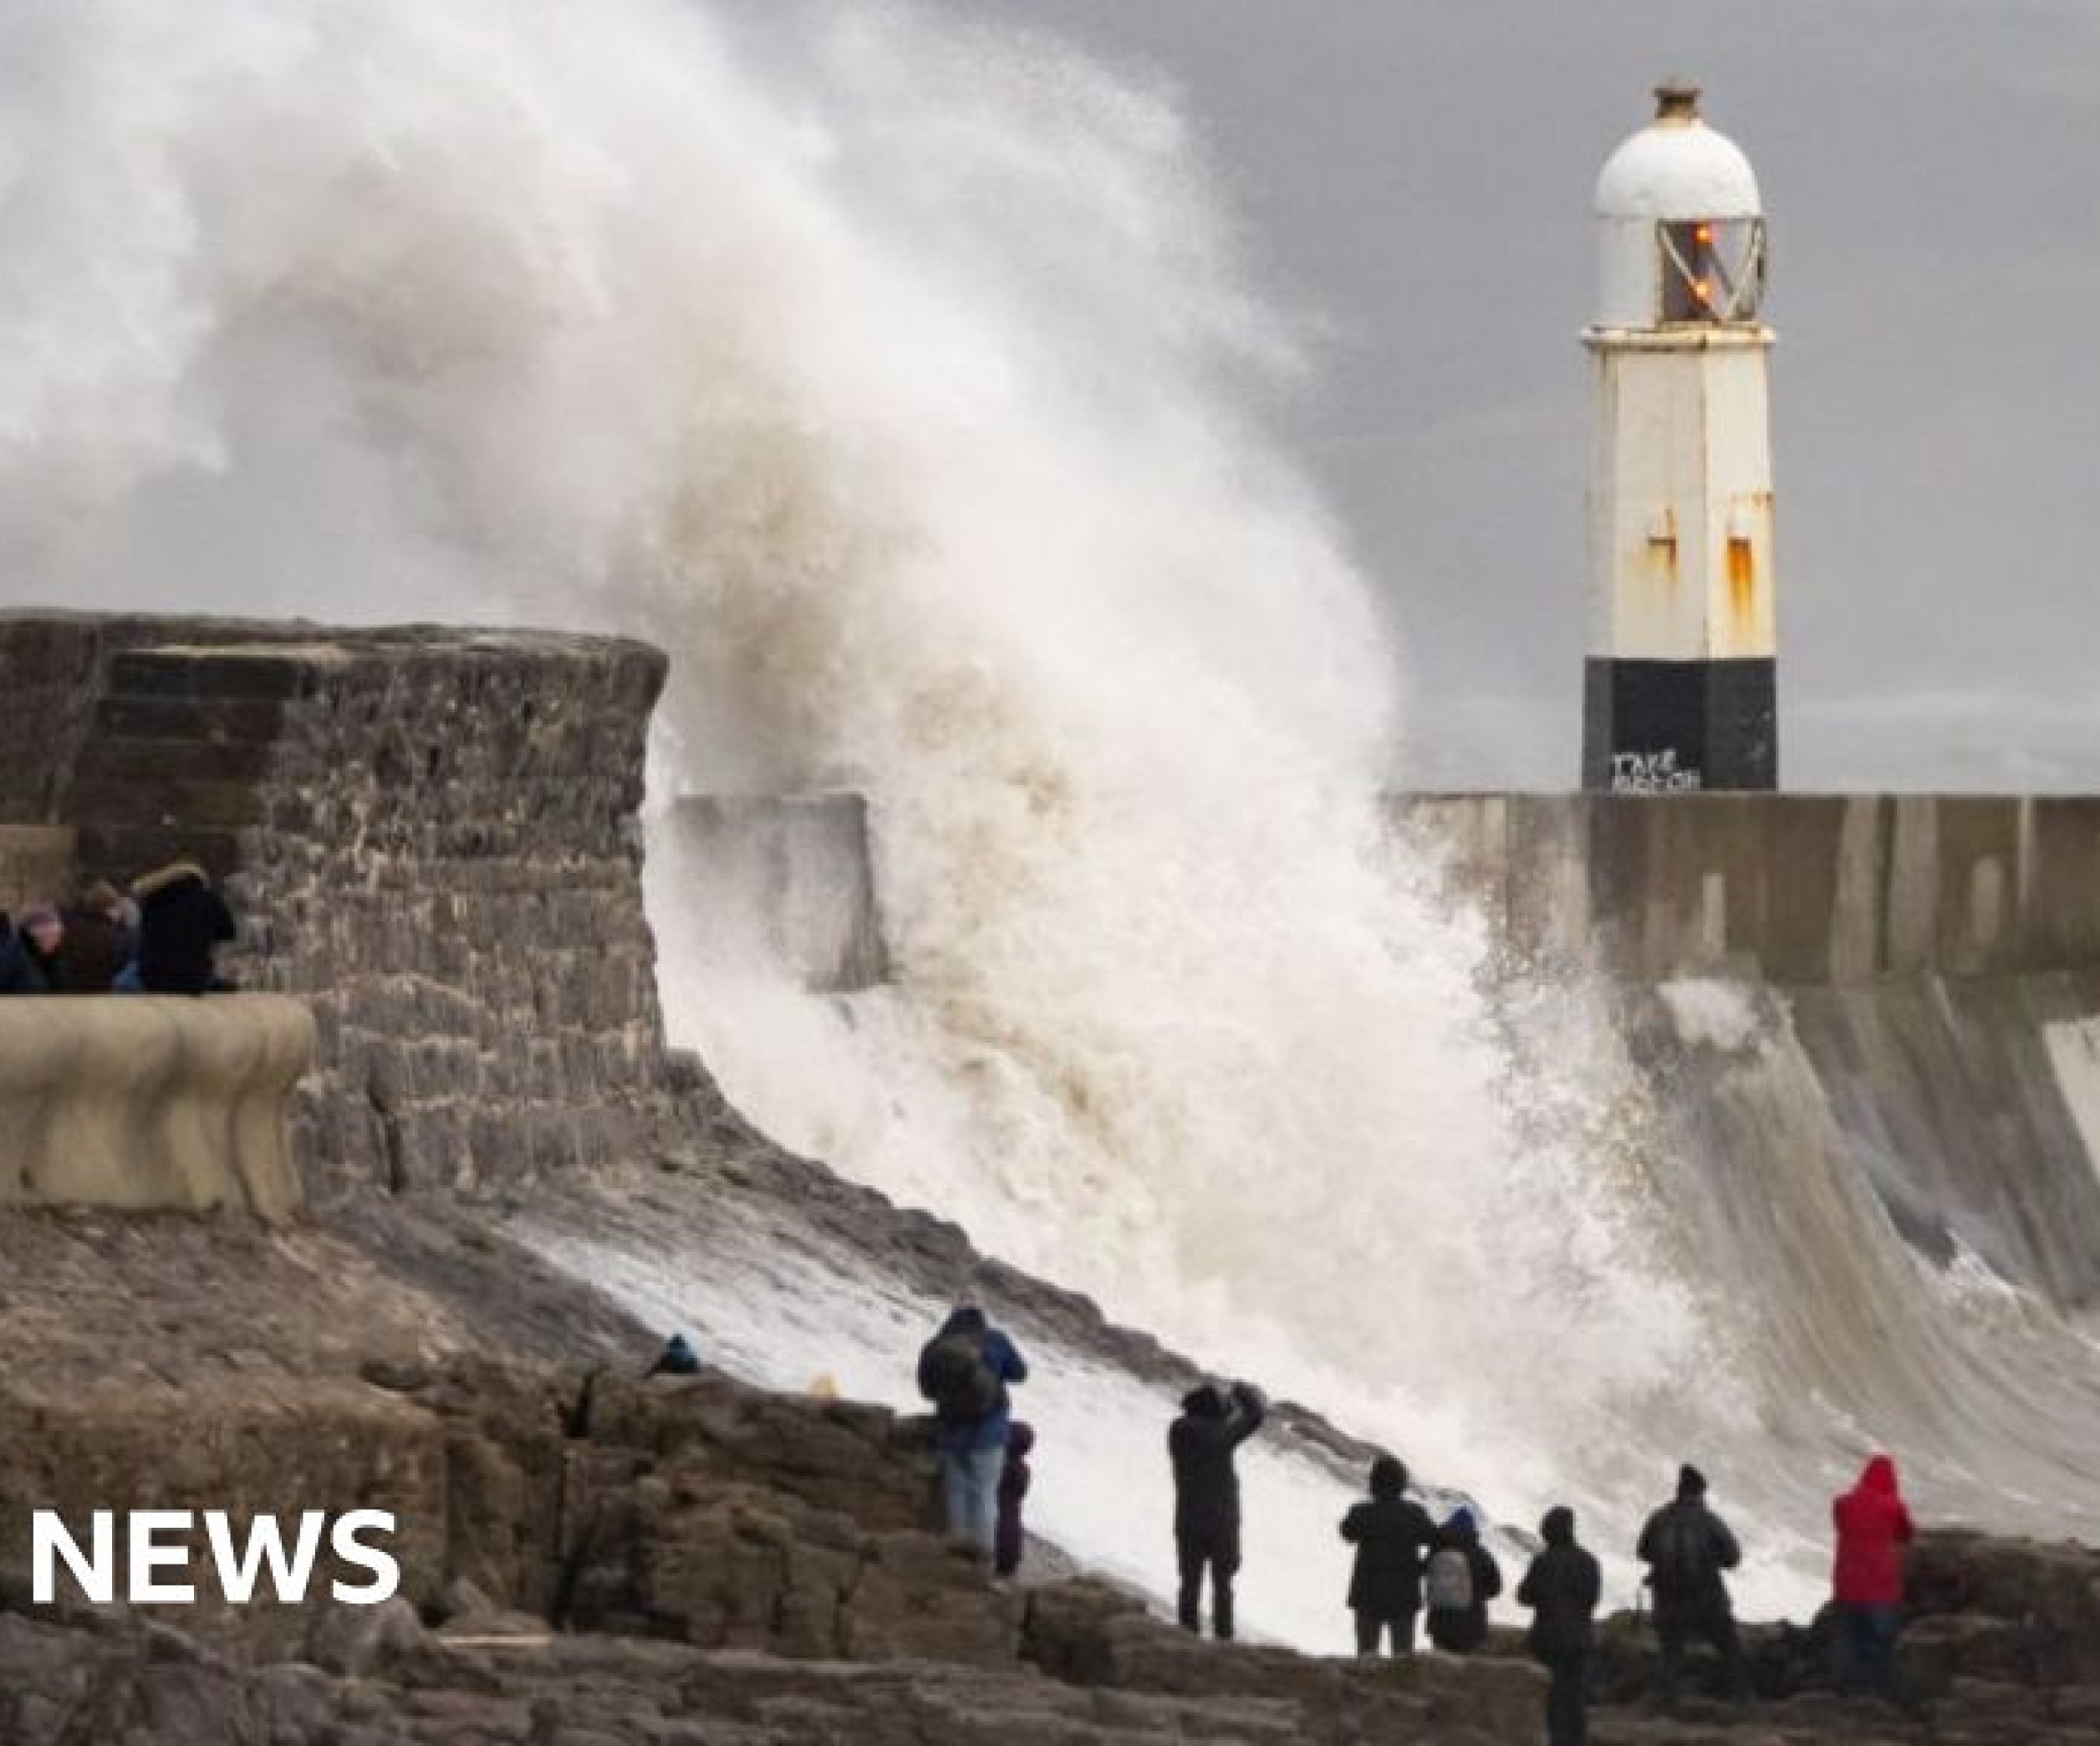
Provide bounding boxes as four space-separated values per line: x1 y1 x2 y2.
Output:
1583 83 1776 792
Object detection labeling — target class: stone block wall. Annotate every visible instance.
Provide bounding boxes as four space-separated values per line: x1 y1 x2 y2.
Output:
0 613 678 1202
0 617 110 822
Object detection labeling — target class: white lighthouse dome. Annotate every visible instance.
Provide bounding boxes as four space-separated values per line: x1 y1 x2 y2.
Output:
1593 83 1766 329
1594 110 1761 222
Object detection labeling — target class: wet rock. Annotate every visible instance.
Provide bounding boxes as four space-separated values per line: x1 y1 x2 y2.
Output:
361 1356 435 1393
308 1595 428 1677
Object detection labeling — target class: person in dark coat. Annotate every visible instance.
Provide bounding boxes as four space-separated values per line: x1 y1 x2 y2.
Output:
1636 1463 1747 1704
995 1420 1034 1579
916 1304 1028 1555
0 914 50 995
1832 1453 1915 1699
1338 1454 1438 1655
55 881 135 993
131 861 238 995
1169 1379 1266 1639
1425 1504 1504 1654
1518 1505 1603 1746
645 1332 701 1376
14 905 65 991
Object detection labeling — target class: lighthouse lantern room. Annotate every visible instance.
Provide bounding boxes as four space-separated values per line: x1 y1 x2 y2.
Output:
1583 82 1776 793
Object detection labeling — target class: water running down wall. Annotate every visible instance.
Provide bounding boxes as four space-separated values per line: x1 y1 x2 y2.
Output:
664 785 2100 1631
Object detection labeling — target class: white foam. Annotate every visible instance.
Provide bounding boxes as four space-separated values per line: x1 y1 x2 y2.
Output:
1659 978 1771 1055
0 0 1800 1621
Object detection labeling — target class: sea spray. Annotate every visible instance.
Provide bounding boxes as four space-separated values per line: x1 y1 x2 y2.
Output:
2 0 1736 1627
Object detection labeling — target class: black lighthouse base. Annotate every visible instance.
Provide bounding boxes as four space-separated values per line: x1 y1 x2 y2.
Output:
1582 657 1776 793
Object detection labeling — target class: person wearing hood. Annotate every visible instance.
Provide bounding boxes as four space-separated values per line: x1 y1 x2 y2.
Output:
1338 1455 1438 1655
1169 1378 1266 1639
995 1420 1034 1579
1832 1453 1915 1699
131 861 237 995
916 1304 1028 1555
1425 1504 1503 1654
56 881 135 993
1518 1506 1602 1746
1636 1463 1746 1705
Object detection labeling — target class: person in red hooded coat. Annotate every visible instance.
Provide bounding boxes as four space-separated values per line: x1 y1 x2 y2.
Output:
1832 1454 1915 1698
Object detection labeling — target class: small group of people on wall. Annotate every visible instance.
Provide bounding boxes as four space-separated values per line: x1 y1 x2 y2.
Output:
912 1303 1919 1746
0 861 237 997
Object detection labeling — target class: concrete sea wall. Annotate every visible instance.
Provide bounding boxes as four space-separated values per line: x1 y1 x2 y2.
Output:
1394 792 2100 985
1394 791 2100 1314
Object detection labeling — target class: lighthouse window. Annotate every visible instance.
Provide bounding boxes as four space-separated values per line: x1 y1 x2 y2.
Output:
1659 217 1766 323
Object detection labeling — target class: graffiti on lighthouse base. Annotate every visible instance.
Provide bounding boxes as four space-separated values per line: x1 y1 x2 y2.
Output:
1610 748 1703 794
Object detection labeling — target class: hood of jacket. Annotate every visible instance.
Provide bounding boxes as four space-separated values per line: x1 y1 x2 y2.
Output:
1855 1454 1899 1497
1541 1506 1577 1547
132 860 210 901
938 1305 987 1340
1180 1383 1226 1420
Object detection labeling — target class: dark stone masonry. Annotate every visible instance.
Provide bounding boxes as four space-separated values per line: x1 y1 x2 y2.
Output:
0 612 682 1202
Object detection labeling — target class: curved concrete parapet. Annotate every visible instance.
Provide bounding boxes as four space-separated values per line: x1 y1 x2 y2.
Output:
0 995 314 1221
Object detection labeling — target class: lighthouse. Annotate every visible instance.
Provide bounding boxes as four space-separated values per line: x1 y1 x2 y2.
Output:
1583 83 1776 793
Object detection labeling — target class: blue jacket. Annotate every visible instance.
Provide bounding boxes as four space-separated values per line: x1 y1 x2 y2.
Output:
920 1309 1029 1453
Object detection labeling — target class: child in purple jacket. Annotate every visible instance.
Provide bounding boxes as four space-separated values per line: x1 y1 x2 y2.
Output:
996 1422 1035 1577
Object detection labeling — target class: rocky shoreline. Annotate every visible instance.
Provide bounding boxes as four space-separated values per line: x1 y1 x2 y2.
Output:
2 1205 2097 1743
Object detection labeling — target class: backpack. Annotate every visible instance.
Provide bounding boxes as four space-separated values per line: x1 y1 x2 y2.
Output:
1652 1507 1711 1591
921 1333 1001 1423
645 1333 701 1378
1426 1545 1475 1612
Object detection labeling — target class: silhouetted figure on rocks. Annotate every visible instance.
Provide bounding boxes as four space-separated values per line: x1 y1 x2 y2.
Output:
917 1304 1027 1555
1338 1454 1437 1655
1637 1463 1747 1705
1170 1379 1265 1639
1425 1504 1503 1654
1832 1453 1914 1699
645 1333 701 1376
1518 1505 1602 1746
132 860 237 995
995 1420 1034 1579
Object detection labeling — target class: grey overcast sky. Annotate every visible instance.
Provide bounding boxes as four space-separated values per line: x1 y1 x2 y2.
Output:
904 0 2100 789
